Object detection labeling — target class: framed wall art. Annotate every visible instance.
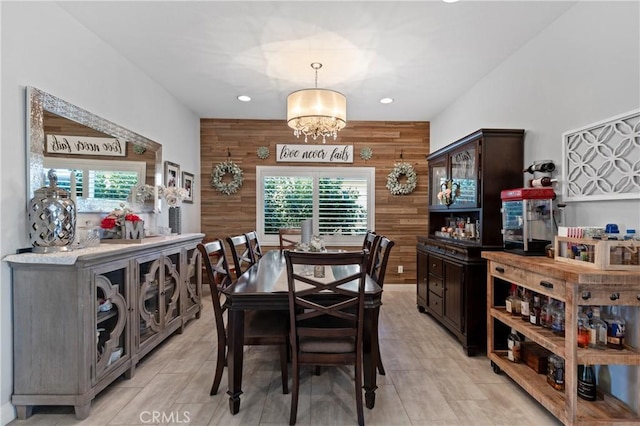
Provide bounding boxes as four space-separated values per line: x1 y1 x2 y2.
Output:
182 171 194 203
164 161 180 188
562 109 640 202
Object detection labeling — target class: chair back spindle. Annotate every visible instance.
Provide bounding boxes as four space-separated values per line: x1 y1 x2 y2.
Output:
279 228 302 252
244 230 263 263
226 234 255 278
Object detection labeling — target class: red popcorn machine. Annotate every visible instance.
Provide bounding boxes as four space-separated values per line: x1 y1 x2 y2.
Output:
501 187 555 255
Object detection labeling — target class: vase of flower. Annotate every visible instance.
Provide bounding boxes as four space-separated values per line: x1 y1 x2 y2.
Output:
168 206 181 235
437 179 460 207
160 185 189 235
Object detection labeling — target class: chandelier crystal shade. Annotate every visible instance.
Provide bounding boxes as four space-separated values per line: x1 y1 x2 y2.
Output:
286 63 347 143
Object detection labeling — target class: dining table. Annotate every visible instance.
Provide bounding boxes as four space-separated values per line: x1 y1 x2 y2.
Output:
221 249 383 415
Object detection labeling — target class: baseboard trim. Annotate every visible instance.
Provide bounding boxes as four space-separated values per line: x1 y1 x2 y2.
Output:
1 401 16 426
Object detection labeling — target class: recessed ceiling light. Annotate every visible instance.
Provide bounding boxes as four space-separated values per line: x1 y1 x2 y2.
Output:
443 0 459 3
237 95 251 102
380 98 394 104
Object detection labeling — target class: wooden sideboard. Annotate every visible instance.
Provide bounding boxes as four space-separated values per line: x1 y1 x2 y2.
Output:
418 128 525 355
483 251 640 425
4 233 204 420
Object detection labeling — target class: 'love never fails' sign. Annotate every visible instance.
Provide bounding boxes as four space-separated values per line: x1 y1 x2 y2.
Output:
276 144 353 163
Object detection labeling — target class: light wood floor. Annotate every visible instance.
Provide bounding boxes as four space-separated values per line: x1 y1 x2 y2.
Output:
10 284 561 426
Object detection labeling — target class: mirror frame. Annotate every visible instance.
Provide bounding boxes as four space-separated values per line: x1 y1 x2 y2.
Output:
26 86 162 213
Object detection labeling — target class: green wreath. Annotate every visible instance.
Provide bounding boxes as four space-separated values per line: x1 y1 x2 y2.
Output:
211 160 244 195
386 162 418 195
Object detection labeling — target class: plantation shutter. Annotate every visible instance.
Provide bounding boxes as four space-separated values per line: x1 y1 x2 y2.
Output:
318 177 368 236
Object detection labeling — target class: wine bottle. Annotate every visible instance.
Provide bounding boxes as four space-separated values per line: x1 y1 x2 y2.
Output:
523 162 556 174
578 364 597 401
529 177 558 187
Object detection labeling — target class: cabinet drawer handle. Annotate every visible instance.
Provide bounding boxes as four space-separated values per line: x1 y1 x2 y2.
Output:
432 263 437 268
581 291 591 300
610 292 620 301
637 294 640 301
540 281 554 289
495 267 505 273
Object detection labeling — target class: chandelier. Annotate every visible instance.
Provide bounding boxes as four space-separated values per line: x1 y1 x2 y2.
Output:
287 62 347 143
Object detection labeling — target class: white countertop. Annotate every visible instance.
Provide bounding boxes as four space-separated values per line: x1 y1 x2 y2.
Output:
4 233 204 265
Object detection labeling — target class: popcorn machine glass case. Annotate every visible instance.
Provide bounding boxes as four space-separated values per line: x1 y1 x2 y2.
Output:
501 188 555 255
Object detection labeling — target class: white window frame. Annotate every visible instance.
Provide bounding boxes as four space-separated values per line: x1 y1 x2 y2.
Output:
257 166 375 247
44 157 146 212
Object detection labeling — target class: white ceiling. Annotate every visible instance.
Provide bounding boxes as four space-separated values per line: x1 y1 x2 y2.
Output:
58 1 576 121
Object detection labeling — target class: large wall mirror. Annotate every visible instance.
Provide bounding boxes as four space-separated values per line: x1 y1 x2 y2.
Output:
27 86 162 213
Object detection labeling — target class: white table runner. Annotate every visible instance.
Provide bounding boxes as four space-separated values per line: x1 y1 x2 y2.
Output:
272 264 336 292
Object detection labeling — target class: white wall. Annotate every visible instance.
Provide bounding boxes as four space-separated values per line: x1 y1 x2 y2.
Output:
0 2 201 424
431 1 640 412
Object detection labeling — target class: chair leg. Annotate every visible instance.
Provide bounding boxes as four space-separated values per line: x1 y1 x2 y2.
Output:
210 344 226 395
355 359 364 426
289 363 299 425
376 344 386 376
279 343 289 394
314 365 321 376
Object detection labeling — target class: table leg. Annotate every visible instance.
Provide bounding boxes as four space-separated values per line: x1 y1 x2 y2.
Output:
363 307 378 409
227 309 245 414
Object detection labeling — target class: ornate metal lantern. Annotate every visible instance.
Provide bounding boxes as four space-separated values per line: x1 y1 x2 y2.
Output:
28 169 76 253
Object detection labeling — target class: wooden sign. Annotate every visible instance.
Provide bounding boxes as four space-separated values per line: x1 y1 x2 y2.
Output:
46 134 126 157
276 144 353 163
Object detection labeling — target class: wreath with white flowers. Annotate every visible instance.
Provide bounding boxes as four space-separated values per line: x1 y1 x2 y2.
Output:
211 160 244 195
386 162 418 195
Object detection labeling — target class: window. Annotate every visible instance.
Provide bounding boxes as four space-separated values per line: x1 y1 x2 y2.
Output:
44 157 146 211
257 166 375 246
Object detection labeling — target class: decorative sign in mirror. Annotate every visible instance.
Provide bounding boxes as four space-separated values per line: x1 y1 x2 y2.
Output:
27 87 162 213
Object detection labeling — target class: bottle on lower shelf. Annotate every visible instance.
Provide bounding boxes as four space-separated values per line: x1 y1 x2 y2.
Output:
507 328 522 363
547 354 565 391
578 364 597 401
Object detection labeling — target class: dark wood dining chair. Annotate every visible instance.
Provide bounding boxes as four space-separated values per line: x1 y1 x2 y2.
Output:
284 250 368 426
198 240 289 396
279 228 302 252
368 236 395 376
225 234 255 278
362 230 380 273
244 230 263 263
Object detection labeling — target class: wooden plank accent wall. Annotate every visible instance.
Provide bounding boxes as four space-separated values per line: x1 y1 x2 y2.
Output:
200 119 429 285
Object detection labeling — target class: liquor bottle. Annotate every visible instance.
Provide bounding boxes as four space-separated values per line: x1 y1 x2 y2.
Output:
577 307 590 348
588 307 608 350
523 162 556 174
505 284 517 315
511 287 522 317
577 364 597 401
547 354 565 391
507 328 522 363
529 177 558 187
520 289 531 321
551 301 565 336
529 294 541 326
605 305 626 350
540 297 552 328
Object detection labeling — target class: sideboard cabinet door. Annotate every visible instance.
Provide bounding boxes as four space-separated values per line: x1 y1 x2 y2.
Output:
92 261 131 384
